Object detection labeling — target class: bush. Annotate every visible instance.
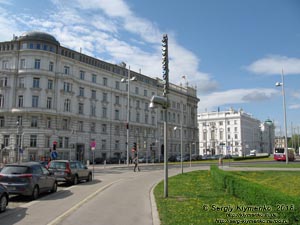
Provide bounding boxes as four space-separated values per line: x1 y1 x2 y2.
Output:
210 165 300 224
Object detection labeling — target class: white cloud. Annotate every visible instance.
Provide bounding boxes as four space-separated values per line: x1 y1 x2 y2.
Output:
198 88 278 112
289 104 300 109
246 55 300 75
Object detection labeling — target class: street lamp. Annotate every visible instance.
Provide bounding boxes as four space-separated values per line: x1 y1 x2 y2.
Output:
276 70 288 164
121 66 137 167
16 120 20 164
174 126 183 174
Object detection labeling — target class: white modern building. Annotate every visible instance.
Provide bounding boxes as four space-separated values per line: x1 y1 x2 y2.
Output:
0 31 199 163
198 108 274 156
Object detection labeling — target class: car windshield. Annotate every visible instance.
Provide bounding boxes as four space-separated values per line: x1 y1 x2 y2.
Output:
49 162 67 169
1 166 31 174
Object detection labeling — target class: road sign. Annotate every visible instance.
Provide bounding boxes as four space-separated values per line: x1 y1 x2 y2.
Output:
51 151 58 159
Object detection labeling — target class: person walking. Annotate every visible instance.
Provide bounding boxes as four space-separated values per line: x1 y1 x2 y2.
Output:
133 156 140 172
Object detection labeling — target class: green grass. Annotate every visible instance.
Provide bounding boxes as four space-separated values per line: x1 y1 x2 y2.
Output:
231 162 300 168
154 169 300 225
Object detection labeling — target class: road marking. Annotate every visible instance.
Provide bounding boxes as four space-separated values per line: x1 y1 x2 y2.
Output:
46 179 123 225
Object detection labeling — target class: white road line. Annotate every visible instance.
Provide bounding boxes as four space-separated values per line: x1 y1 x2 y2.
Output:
46 179 123 225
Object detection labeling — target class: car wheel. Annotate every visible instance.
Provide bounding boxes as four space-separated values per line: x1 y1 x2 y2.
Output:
87 173 92 182
31 186 39 200
73 175 78 185
51 182 57 193
0 194 8 212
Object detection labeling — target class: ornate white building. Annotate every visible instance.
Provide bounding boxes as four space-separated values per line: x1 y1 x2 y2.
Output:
0 31 199 163
198 108 275 156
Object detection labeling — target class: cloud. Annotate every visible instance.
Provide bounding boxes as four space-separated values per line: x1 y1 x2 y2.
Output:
0 0 218 94
199 88 278 112
289 104 300 109
246 55 300 75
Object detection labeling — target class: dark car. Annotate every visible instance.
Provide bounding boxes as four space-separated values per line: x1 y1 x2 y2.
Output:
0 183 9 212
0 162 57 200
47 160 92 185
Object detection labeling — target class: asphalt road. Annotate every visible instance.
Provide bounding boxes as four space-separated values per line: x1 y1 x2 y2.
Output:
0 163 209 225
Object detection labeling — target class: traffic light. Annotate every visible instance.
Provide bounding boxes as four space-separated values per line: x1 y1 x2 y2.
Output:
53 142 57 150
162 34 169 96
133 142 137 151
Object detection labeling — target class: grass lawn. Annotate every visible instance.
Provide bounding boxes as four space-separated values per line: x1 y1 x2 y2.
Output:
154 169 300 225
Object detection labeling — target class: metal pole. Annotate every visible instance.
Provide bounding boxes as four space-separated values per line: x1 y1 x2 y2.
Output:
164 108 168 197
126 66 130 166
180 106 183 174
281 70 288 164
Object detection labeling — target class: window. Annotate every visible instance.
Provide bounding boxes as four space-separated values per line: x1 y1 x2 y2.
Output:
20 59 26 69
32 96 39 107
58 137 63 148
219 121 223 126
145 114 148 124
31 116 38 127
2 60 8 69
115 96 120 104
4 135 9 147
0 95 4 108
47 118 51 128
30 135 37 147
136 112 140 123
49 62 54 71
101 139 106 150
136 100 140 109
47 97 52 109
63 82 72 92
18 95 23 107
33 78 40 88
144 89 147 97
0 116 4 127
78 103 84 114
92 74 97 83
102 124 107 133
64 66 70 75
48 80 53 90
115 140 120 150
91 122 96 132
234 127 238 132
62 119 68 130
145 103 148 110
151 116 155 125
34 59 40 69
64 137 69 148
102 93 108 102
219 130 224 140
78 121 83 131
235 134 238 139
102 107 107 118
17 116 22 126
0 77 8 87
115 110 119 120
37 43 41 49
115 81 120 90
103 77 107 86
91 104 96 116
79 87 84 97
64 99 71 112
18 77 25 88
91 90 96 99
135 87 139 94
80 71 85 80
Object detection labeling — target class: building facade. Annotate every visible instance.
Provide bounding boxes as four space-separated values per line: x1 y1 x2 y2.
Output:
198 108 274 156
0 31 199 163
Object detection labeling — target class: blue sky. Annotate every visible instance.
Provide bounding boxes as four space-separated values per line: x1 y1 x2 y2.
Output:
0 0 299 135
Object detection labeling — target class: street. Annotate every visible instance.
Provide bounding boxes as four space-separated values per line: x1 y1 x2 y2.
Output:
0 164 209 225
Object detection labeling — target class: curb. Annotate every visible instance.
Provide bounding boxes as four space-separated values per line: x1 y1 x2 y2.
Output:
150 181 160 225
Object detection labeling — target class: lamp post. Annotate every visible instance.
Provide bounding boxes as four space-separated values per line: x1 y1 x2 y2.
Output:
276 70 288 164
121 66 137 166
174 126 183 174
16 120 20 164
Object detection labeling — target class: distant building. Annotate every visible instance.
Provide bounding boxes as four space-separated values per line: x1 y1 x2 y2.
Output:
198 108 275 156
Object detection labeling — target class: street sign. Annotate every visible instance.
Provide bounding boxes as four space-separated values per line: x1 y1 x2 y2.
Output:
91 147 95 151
51 151 58 159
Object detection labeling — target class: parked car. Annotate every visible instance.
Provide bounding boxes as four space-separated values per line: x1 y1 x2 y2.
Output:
0 162 57 200
47 160 92 185
168 155 178 162
0 183 9 212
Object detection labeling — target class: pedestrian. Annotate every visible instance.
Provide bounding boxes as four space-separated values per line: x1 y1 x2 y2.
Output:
133 156 140 172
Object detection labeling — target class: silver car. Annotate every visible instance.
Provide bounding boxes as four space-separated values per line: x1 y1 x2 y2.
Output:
0 162 57 200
